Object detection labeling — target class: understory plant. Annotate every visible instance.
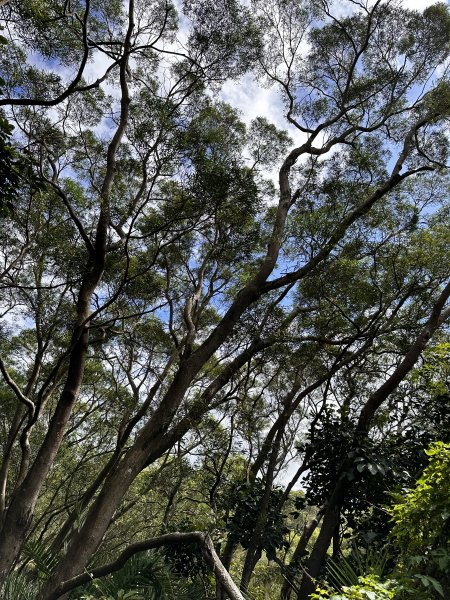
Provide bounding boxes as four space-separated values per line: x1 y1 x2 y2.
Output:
73 551 211 600
311 574 396 600
388 441 450 599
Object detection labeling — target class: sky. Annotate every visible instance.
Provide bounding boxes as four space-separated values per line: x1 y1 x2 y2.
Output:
220 0 444 147
23 0 445 151
4 0 447 486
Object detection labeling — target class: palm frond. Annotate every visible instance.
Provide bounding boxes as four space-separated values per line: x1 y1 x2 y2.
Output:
326 554 359 590
326 544 392 592
0 571 39 600
73 550 210 600
23 538 59 579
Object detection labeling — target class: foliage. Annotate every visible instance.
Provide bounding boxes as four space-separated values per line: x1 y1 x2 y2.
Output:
226 479 289 560
389 442 450 598
312 443 450 600
409 343 450 442
0 28 29 215
22 538 59 579
81 591 143 600
1 0 450 598
325 547 392 593
74 552 210 600
164 540 208 580
0 110 18 215
300 409 425 548
0 571 39 600
311 575 397 600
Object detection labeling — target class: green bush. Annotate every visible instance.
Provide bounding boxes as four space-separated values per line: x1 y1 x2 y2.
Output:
311 574 397 600
389 442 450 598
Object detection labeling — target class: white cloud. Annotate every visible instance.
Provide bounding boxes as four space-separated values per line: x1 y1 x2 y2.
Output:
402 0 440 8
220 73 306 147
329 0 440 18
220 74 280 124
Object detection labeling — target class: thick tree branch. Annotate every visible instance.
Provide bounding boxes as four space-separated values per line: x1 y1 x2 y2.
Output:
357 279 450 433
0 0 92 108
46 531 245 600
0 357 35 420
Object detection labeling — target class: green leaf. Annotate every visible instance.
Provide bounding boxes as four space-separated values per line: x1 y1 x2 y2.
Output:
367 464 378 476
427 576 444 597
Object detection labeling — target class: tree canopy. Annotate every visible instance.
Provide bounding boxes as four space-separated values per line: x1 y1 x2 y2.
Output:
0 1 450 599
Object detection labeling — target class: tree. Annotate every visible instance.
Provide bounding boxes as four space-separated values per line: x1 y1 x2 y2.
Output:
1 1 450 598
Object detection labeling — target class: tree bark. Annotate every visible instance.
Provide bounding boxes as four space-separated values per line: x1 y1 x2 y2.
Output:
240 432 282 593
0 0 134 580
0 325 90 581
280 512 323 600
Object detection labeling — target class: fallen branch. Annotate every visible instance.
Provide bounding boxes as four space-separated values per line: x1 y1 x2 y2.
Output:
46 531 245 600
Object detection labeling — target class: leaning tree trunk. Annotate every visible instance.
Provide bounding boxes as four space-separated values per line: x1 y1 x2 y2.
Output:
240 432 282 594
0 317 92 581
39 130 298 597
44 532 246 600
280 511 323 600
296 480 348 600
295 282 450 599
0 0 133 581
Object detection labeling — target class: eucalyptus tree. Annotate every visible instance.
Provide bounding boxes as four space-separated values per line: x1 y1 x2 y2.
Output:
215 187 450 595
0 0 450 599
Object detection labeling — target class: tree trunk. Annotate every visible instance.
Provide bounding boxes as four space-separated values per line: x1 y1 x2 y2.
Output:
240 433 281 594
217 538 238 600
0 405 24 524
280 512 322 600
0 0 133 575
295 285 450 599
0 325 90 581
296 480 347 600
332 522 340 560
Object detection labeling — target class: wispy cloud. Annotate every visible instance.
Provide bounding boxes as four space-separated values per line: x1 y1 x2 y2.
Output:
220 73 305 145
